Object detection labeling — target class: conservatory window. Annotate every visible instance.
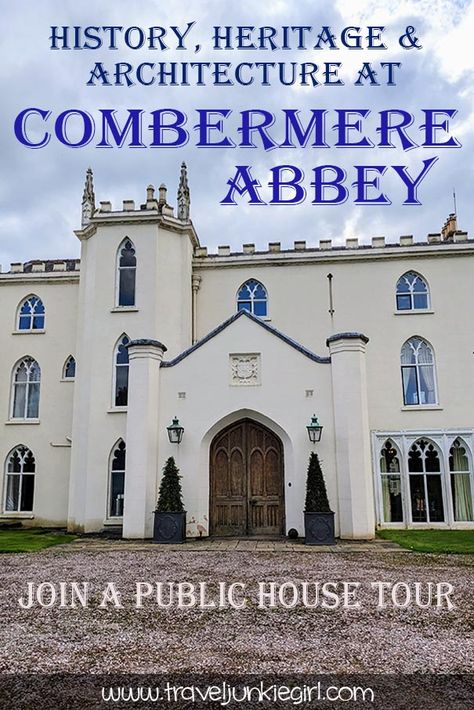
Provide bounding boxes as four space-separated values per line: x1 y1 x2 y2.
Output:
379 440 403 523
109 440 125 517
449 439 474 521
408 439 444 523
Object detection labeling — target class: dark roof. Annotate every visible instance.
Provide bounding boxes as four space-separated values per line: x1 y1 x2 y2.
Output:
161 310 331 367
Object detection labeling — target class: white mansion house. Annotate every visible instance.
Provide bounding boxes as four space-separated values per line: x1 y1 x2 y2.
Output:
0 165 473 539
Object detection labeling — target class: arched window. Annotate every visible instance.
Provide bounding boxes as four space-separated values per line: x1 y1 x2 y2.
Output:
109 440 126 517
396 272 429 311
400 337 437 406
449 438 474 521
408 439 444 522
17 295 45 330
237 279 267 317
114 335 130 407
116 239 136 307
4 446 35 512
63 356 76 379
11 358 41 419
379 439 403 523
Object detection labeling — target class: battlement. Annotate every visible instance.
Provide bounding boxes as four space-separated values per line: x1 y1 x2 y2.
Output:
194 230 471 259
4 259 80 275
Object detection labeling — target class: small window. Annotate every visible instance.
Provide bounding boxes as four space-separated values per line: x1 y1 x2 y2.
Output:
449 439 474 521
396 272 429 311
4 446 35 512
17 295 45 330
11 357 41 419
63 356 76 379
401 337 437 406
237 279 267 317
109 440 125 517
114 335 130 407
117 239 136 307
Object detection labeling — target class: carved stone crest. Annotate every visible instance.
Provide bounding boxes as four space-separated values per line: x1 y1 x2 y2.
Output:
230 354 260 386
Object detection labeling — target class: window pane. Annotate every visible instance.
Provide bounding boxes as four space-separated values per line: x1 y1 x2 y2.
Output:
116 339 129 365
27 383 40 418
5 475 19 511
397 294 411 310
110 471 125 517
119 268 136 306
13 383 26 418
33 314 45 329
451 474 473 521
238 301 251 312
19 315 30 330
20 475 35 511
418 365 436 404
65 358 76 378
381 475 403 522
115 366 129 406
402 366 418 405
254 284 267 300
426 475 444 522
413 293 428 309
410 475 427 522
253 300 267 317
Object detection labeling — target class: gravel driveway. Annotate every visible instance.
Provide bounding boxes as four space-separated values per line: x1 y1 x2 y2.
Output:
0 544 472 676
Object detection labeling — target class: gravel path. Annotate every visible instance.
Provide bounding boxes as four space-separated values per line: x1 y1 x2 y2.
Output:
0 546 472 675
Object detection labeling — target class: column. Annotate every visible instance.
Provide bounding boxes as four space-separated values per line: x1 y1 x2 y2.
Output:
123 339 167 538
191 274 201 344
327 333 375 539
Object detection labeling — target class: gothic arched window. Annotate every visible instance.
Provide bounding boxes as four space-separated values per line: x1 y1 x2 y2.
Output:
379 439 403 523
114 335 130 407
4 446 35 512
116 239 136 307
17 295 45 330
11 357 41 419
400 337 437 406
449 438 474 521
408 439 444 523
396 272 430 311
109 440 126 517
63 355 76 379
237 279 267 317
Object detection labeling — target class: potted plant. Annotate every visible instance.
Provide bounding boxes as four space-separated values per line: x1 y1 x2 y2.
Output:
304 452 335 545
153 457 186 544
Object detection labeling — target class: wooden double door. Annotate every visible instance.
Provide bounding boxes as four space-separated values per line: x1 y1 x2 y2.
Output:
210 419 285 536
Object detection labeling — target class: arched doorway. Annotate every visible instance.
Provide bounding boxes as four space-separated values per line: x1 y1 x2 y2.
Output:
210 418 285 536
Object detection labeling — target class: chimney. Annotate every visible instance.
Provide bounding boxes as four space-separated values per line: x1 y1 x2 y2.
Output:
441 213 457 242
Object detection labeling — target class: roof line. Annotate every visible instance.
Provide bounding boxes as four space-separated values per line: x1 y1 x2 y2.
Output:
161 310 330 367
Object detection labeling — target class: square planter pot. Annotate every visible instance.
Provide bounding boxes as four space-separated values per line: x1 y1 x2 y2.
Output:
153 511 186 544
304 511 336 545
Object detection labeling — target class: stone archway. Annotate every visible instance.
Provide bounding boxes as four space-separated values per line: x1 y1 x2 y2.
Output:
209 418 285 537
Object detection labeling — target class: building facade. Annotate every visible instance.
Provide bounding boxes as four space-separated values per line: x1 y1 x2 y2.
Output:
0 167 473 539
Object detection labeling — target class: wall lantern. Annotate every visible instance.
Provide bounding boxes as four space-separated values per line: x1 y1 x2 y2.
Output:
167 417 184 444
307 414 323 443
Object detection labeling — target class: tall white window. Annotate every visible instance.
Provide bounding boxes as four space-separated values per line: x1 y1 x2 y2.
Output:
396 272 430 311
11 357 41 419
114 335 130 407
17 295 45 330
408 439 444 523
401 337 437 406
109 440 125 517
237 279 267 317
4 446 35 512
449 439 474 521
116 239 136 307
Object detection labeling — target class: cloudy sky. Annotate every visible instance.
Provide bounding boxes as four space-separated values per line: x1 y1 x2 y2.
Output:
0 0 472 267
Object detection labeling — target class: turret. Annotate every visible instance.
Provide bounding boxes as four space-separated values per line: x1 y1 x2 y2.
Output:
81 168 96 227
177 161 190 222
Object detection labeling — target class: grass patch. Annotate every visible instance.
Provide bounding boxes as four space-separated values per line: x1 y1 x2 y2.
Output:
377 529 474 554
0 529 76 553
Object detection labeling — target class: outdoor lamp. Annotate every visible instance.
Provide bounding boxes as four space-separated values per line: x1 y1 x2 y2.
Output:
307 414 323 443
167 417 184 444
